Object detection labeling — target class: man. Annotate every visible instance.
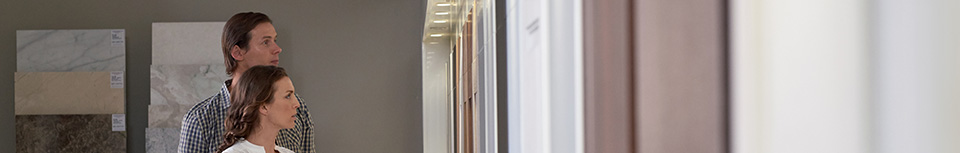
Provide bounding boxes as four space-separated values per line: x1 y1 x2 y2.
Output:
178 12 316 153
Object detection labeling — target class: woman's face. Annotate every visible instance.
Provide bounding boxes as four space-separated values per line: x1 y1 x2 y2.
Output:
263 77 299 129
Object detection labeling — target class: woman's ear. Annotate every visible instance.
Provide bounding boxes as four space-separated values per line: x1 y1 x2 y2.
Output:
259 104 269 115
231 45 245 61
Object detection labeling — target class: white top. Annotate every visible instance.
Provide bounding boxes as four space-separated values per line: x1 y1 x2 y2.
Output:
222 139 296 153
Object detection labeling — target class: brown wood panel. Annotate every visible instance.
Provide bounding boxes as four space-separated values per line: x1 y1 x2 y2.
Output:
583 0 636 152
584 0 727 152
635 0 728 152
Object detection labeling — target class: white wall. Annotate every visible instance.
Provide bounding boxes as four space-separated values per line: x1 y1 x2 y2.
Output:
874 0 960 152
422 40 452 153
506 0 583 152
733 0 869 152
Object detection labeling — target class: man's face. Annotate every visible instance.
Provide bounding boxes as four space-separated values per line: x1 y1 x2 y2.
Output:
240 22 282 68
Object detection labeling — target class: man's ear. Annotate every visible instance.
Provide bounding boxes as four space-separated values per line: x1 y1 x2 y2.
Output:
231 45 245 61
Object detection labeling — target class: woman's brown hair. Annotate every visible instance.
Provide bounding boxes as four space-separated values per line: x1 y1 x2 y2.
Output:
217 65 288 152
222 12 273 76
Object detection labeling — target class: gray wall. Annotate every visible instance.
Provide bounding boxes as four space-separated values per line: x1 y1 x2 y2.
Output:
0 0 425 152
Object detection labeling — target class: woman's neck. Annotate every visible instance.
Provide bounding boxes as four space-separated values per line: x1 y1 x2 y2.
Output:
246 125 280 153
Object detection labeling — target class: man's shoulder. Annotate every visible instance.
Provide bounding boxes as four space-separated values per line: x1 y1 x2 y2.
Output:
183 93 229 121
177 93 228 153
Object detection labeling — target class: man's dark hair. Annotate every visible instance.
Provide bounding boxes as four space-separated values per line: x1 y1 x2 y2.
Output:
222 12 273 76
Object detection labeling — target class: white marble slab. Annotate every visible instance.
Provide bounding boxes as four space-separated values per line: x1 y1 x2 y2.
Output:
148 104 192 128
146 128 179 153
152 22 226 65
17 29 125 72
15 72 125 115
150 64 227 105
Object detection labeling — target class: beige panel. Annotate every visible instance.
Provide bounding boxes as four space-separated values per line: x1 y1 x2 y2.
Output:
635 0 727 152
15 72 124 115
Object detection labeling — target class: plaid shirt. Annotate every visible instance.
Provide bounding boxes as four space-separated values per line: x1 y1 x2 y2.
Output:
178 79 316 153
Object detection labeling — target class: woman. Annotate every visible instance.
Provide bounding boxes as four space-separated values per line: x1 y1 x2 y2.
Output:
218 65 300 153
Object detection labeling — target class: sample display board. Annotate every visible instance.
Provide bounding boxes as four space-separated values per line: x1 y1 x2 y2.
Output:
15 29 127 153
147 22 227 153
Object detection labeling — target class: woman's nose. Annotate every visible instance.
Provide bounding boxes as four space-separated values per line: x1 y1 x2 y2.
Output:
274 44 283 55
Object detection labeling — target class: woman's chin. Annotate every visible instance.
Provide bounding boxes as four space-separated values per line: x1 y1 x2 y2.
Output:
283 122 296 129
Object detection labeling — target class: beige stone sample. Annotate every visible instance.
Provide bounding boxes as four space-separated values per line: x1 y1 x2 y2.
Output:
15 72 125 115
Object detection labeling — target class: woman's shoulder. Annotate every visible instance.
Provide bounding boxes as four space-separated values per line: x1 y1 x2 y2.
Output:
276 146 296 153
221 146 252 153
222 139 295 153
221 147 247 153
222 140 259 153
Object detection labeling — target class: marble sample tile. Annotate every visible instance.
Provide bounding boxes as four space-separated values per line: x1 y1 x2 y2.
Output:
15 72 125 115
150 64 227 106
146 128 180 153
17 29 125 72
148 104 192 128
16 115 126 153
152 22 226 65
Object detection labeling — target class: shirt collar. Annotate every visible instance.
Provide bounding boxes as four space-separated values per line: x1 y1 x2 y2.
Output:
222 79 233 107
